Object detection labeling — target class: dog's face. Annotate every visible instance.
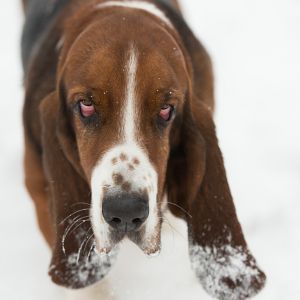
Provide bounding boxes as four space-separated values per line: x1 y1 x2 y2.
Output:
59 16 188 255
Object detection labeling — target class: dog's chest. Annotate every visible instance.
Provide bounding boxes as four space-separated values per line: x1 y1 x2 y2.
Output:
64 212 209 300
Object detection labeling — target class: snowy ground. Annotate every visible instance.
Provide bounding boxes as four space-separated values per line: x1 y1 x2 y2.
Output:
0 1 300 299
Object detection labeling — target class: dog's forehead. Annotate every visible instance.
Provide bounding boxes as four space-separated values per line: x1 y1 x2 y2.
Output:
62 11 185 85
64 45 186 98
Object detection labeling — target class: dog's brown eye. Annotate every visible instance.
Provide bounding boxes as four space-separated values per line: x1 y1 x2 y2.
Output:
79 99 95 118
159 104 173 121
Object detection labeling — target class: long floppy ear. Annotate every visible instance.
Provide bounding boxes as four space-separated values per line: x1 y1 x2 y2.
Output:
167 99 266 299
162 10 266 297
39 92 117 289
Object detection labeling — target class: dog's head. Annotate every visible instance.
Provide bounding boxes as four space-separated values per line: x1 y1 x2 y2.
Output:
58 9 189 255
39 3 265 297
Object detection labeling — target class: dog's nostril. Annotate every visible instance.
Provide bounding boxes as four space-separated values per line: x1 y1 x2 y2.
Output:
132 218 142 224
111 217 122 224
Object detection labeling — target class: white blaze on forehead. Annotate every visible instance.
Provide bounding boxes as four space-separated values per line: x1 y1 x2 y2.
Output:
124 45 138 143
96 1 173 28
91 45 159 252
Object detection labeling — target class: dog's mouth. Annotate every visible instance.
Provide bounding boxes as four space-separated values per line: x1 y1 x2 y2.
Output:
94 215 162 257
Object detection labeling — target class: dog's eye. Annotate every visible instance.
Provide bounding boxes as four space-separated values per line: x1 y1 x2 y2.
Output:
79 99 95 118
159 104 174 121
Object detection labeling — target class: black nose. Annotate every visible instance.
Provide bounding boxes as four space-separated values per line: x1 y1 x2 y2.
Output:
102 193 149 232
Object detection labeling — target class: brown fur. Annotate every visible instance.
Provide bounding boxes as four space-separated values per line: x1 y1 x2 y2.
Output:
22 0 266 295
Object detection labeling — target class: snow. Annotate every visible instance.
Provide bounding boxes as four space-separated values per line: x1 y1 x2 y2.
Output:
189 239 262 300
0 0 300 299
49 249 118 289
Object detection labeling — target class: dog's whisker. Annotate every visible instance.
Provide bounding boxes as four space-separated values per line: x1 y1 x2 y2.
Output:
83 232 95 257
158 216 185 240
59 208 90 225
62 217 90 256
71 202 91 208
63 215 89 235
87 241 96 261
166 201 192 219
66 218 90 240
62 217 86 256
76 227 93 264
84 235 95 262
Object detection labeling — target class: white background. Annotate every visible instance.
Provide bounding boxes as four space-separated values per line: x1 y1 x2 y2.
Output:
0 1 299 299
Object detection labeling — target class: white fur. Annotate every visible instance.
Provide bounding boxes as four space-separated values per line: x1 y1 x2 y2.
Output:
96 1 173 28
124 44 138 143
91 46 159 253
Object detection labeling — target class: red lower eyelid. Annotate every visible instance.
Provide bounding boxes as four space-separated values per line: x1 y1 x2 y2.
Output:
160 106 172 120
80 102 95 117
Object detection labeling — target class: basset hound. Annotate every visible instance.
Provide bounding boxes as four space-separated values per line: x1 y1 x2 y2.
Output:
21 0 266 299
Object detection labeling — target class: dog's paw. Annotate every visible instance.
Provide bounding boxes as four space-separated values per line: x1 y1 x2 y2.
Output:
189 243 266 300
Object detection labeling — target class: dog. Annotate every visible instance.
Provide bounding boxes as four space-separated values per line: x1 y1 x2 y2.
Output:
21 0 266 298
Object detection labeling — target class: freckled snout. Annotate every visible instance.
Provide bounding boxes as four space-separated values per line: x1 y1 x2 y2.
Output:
102 193 149 232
